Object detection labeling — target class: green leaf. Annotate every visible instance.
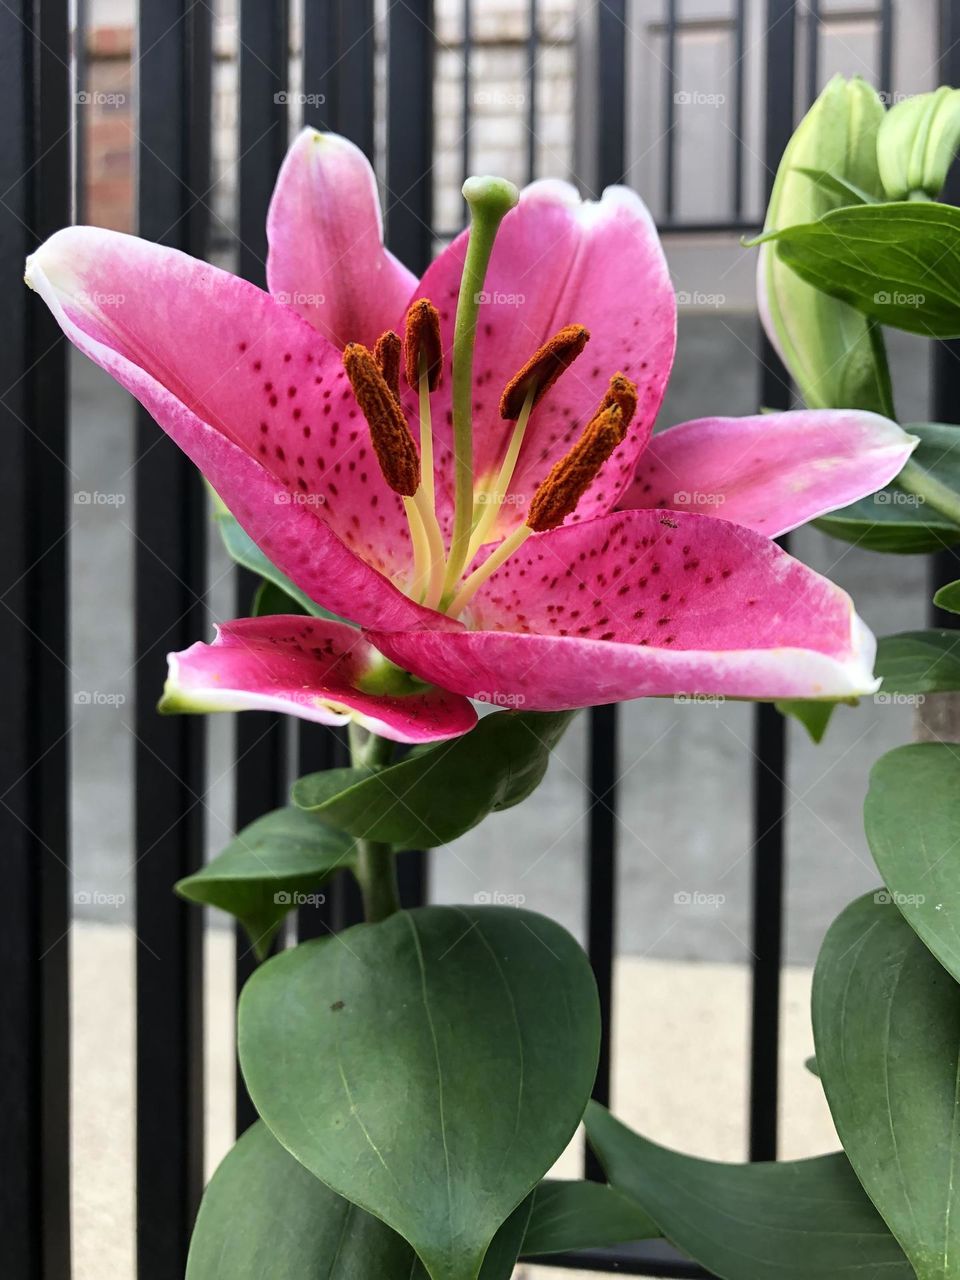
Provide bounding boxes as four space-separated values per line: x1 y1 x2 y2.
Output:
897 422 960 525
187 1121 528 1279
934 580 960 614
764 202 960 338
866 743 960 984
758 74 892 414
292 710 575 849
210 495 341 622
812 892 960 1279
878 86 960 200
519 1180 659 1257
187 1120 419 1278
175 808 355 960
805 1054 820 1078
794 166 878 205
238 905 600 1280
584 1103 912 1280
814 487 960 554
875 629 960 693
252 578 308 617
775 699 839 743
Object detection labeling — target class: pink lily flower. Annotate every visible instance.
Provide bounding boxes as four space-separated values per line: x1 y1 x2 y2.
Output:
25 130 916 742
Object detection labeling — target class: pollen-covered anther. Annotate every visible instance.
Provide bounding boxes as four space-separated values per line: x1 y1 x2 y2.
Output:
598 372 638 441
342 343 420 497
373 330 402 400
526 404 624 532
499 323 590 420
404 298 443 390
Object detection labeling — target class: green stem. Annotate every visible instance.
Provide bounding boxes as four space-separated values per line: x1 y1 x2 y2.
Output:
898 456 960 527
348 725 400 922
442 176 519 596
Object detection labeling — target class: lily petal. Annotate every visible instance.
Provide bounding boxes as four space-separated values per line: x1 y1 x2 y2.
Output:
26 226 447 632
411 181 676 536
621 410 918 536
161 617 477 744
369 509 879 707
267 129 417 349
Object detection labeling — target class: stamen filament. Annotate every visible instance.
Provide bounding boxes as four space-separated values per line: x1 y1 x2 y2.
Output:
403 495 432 602
412 486 447 610
443 176 520 599
467 382 536 560
418 353 436 515
446 524 533 619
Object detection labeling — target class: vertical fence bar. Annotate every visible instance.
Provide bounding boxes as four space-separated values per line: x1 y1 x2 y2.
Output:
526 0 539 183
385 0 435 910
748 0 796 1165
664 0 678 219
0 3 71 1276
932 0 960 614
135 2 212 1273
462 0 473 190
298 0 375 941
879 0 894 101
733 0 746 218
805 0 819 105
585 0 627 1183
234 0 291 1134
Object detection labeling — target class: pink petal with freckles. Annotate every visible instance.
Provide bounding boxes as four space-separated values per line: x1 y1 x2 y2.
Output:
26 226 451 632
267 129 417 349
162 617 477 744
369 509 879 707
408 181 676 538
621 410 918 536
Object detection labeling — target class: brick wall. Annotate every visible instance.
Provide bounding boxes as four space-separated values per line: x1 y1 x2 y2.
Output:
82 1 577 245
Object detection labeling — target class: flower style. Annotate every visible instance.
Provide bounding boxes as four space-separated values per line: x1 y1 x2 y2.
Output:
26 130 917 742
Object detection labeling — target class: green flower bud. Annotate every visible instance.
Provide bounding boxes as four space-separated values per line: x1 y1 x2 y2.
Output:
758 74 892 415
878 85 960 200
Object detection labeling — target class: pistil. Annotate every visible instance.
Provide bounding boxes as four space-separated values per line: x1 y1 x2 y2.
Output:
443 175 520 598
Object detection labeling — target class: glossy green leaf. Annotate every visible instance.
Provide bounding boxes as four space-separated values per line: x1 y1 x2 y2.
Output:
175 808 355 960
519 1180 659 1257
585 1103 912 1280
794 166 877 205
878 86 960 200
896 422 960 525
187 1121 528 1279
761 202 960 338
187 1120 419 1278
875 629 960 693
238 905 600 1280
292 710 575 849
813 892 960 1279
814 487 960 554
252 577 308 617
866 743 960 984
758 74 891 414
775 699 839 743
210 494 341 622
934 579 960 614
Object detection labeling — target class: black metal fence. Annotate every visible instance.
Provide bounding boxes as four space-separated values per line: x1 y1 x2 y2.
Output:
2 1 957 1277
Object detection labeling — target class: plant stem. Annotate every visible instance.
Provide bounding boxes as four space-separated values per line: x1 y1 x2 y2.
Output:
348 724 401 922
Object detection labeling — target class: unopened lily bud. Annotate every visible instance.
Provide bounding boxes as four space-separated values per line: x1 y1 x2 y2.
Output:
878 86 960 200
757 74 889 413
